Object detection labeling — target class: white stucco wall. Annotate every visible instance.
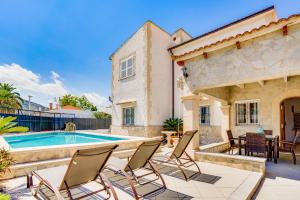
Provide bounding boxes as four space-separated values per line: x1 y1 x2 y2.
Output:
111 25 147 127
173 30 193 119
149 24 172 125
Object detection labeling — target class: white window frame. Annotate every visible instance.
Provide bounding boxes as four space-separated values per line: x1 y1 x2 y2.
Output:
122 107 135 126
119 55 135 80
200 106 210 125
235 99 260 126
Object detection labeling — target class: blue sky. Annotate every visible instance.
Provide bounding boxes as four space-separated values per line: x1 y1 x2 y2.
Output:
0 0 299 108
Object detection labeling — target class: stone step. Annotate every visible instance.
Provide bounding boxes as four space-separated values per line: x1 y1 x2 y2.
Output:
229 172 263 200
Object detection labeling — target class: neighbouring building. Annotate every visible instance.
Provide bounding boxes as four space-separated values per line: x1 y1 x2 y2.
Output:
110 6 300 148
48 104 96 118
22 99 49 112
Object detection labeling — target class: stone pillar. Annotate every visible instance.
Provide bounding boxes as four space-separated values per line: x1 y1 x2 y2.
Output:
220 105 231 141
182 95 201 150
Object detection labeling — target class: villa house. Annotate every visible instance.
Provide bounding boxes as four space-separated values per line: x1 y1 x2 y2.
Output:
109 21 192 137
110 6 300 149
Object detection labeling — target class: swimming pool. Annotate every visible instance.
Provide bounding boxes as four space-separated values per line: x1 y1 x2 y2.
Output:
3 132 126 149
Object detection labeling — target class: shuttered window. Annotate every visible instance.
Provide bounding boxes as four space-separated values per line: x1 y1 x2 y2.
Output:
119 55 135 79
235 100 259 125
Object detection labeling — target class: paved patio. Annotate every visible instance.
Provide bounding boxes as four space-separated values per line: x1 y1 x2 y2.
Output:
1 159 261 200
253 153 300 200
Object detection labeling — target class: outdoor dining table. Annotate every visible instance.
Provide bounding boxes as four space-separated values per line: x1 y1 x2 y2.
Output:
238 134 279 164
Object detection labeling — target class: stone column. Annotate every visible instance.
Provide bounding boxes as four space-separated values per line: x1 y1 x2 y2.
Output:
220 105 231 141
182 95 201 150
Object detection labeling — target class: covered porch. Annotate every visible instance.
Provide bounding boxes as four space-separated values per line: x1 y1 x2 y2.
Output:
182 75 300 162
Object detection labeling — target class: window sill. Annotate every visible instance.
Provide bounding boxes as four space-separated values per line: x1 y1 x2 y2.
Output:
122 125 135 127
119 74 135 81
200 123 210 125
235 124 260 126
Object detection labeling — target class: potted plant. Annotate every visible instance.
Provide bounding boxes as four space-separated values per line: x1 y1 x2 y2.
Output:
0 116 28 196
163 118 183 134
162 118 183 147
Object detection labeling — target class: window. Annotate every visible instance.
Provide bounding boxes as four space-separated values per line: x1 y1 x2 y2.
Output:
235 100 259 125
122 107 135 125
120 55 135 79
200 106 210 125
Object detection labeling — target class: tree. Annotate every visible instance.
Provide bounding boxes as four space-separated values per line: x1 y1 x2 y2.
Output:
60 94 78 107
59 94 98 111
78 96 98 111
93 111 111 119
0 83 23 110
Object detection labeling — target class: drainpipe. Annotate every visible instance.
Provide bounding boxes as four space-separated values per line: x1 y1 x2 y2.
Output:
169 49 175 119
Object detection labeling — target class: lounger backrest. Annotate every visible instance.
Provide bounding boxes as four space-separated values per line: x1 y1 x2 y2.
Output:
124 138 163 172
171 130 198 159
59 144 118 190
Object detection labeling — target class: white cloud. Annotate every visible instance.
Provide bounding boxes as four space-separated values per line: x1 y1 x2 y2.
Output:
83 92 111 114
0 63 109 111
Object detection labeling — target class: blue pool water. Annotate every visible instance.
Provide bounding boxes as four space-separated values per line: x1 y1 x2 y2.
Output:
3 132 126 149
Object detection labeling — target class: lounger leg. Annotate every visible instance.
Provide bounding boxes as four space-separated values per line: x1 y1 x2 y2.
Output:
120 169 139 200
31 180 43 197
64 181 74 200
100 172 119 200
185 152 201 175
148 161 166 189
292 150 296 165
174 158 189 181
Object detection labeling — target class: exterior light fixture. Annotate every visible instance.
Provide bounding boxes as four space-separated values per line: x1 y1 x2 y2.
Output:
176 61 188 78
181 67 189 78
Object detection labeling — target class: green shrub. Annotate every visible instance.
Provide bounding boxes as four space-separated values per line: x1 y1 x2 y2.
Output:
0 193 10 200
0 149 14 174
93 111 111 119
163 118 183 131
0 116 27 176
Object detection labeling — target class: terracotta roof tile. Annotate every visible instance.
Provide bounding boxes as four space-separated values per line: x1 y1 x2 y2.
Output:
173 14 300 60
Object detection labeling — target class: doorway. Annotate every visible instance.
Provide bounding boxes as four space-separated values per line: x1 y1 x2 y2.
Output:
280 97 300 144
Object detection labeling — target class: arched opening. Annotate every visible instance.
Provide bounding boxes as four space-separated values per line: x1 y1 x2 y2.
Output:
280 97 300 144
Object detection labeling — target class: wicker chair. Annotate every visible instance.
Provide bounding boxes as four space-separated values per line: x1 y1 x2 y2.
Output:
227 130 243 154
245 133 268 158
278 131 300 164
264 130 273 135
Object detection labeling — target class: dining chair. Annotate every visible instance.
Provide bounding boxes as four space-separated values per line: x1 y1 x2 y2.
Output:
245 132 268 158
278 131 300 164
226 130 238 154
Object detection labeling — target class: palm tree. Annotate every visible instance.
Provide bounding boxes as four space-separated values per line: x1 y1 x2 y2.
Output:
0 116 28 134
0 83 23 112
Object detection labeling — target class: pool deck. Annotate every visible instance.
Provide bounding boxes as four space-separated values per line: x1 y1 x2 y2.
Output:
1 157 262 200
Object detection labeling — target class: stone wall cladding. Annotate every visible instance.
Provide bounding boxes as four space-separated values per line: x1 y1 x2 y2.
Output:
111 125 162 137
199 125 223 144
195 152 266 174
